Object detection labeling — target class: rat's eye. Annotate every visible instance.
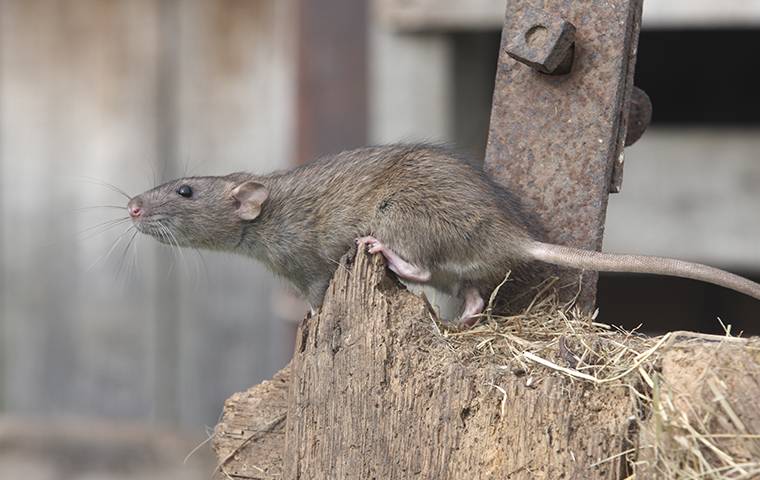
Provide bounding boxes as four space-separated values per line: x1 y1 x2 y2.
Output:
177 185 193 198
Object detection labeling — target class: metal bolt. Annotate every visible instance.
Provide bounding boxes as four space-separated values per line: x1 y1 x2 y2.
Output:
624 86 652 146
505 7 576 75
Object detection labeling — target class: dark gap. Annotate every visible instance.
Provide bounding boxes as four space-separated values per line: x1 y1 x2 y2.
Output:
451 32 501 160
597 273 760 336
635 28 760 125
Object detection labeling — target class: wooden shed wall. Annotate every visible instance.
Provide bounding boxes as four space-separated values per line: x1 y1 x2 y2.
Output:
0 0 296 426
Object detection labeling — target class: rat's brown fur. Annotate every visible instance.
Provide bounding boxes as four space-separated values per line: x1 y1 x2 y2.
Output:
128 144 760 313
131 145 534 306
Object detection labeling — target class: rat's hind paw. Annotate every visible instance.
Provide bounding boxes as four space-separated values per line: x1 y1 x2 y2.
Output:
355 236 431 283
355 235 382 253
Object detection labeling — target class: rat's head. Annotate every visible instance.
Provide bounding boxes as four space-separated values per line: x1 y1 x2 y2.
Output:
126 174 268 251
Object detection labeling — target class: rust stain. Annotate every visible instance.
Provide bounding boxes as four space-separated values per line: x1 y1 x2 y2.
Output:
485 0 644 309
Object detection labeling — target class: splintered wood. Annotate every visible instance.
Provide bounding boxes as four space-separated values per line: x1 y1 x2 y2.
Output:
215 249 642 479
213 247 760 478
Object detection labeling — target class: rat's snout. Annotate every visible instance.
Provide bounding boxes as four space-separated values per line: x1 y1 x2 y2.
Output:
127 197 143 218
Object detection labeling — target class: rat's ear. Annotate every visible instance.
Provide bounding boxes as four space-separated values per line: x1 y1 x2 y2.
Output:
231 181 269 220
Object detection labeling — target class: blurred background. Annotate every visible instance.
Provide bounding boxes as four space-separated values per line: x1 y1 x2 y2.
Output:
0 0 759 478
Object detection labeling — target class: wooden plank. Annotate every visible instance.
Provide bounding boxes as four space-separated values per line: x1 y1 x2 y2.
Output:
283 250 630 479
0 0 164 416
213 366 289 479
296 0 368 164
369 26 453 143
0 0 297 426
374 0 505 31
173 0 297 426
218 249 633 479
605 129 760 269
375 0 760 31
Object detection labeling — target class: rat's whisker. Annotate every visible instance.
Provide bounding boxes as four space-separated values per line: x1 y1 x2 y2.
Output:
76 176 133 201
88 225 136 272
155 223 177 278
127 233 141 282
156 221 176 252
192 246 209 283
174 229 209 286
153 223 167 244
132 233 141 280
74 205 126 212
116 229 139 280
78 217 131 241
162 222 191 276
156 221 184 276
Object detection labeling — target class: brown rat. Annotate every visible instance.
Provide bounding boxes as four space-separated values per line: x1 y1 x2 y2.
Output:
126 144 760 324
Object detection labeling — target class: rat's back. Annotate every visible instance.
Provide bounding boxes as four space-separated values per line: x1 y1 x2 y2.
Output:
300 145 533 289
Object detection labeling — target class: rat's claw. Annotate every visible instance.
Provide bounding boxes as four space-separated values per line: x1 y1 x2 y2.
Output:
355 235 431 283
355 236 381 252
459 288 485 328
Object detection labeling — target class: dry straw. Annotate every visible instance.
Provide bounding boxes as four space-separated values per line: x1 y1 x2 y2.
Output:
434 276 760 479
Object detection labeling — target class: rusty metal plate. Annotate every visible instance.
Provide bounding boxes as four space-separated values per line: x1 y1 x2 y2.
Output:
485 0 644 308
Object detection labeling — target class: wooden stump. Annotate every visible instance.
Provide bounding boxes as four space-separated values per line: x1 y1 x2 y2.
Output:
213 249 760 479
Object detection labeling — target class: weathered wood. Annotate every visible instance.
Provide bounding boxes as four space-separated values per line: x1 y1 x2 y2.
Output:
374 0 760 31
0 0 295 425
217 249 620 478
173 0 297 426
0 0 164 418
283 250 631 479
214 248 760 478
214 366 291 479
636 340 760 477
296 0 368 164
375 0 505 31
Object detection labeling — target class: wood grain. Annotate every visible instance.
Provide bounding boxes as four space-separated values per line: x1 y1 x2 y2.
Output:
216 249 639 479
215 246 760 478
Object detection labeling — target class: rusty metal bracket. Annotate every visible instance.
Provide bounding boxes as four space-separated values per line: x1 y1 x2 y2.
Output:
485 0 644 309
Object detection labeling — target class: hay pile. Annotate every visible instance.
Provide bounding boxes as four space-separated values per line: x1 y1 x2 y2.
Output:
433 279 760 479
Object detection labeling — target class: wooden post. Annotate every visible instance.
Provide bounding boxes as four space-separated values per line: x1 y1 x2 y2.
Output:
213 248 760 478
295 0 368 164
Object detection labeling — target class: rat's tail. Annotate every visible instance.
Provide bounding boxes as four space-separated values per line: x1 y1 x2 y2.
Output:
526 241 760 301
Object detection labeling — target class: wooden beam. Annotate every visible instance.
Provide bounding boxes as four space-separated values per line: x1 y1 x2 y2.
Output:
375 0 760 31
296 0 368 164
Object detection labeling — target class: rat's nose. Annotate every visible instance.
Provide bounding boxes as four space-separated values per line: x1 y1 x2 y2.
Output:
127 198 143 218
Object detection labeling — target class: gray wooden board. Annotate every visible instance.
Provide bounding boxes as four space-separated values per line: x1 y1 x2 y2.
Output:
0 0 163 418
0 0 295 426
173 0 295 426
374 0 760 30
